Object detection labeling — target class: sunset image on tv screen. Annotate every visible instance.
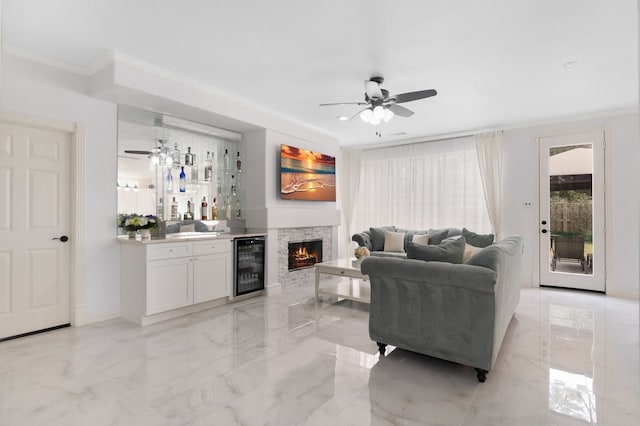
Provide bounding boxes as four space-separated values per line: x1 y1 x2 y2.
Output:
280 144 336 201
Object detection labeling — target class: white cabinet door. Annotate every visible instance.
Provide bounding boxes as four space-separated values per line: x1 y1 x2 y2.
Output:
147 257 193 314
193 253 230 303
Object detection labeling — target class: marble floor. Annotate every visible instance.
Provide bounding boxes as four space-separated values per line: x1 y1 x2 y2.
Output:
0 283 638 426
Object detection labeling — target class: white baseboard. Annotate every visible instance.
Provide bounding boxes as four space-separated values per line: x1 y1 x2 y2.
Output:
85 310 122 325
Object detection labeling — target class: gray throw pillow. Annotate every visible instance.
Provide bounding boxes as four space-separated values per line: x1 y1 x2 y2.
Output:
369 226 396 251
462 228 494 248
406 236 466 264
427 228 449 245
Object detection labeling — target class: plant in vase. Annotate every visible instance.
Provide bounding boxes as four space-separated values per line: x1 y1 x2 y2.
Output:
122 214 159 238
354 246 370 263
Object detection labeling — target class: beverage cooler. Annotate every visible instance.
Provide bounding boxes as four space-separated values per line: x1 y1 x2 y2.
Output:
234 237 265 296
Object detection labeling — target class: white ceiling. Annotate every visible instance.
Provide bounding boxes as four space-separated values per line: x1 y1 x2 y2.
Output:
3 0 638 147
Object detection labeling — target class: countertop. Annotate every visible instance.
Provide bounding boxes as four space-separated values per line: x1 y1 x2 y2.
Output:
117 231 267 244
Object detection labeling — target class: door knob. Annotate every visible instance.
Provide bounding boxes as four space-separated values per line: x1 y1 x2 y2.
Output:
541 229 548 234
52 235 69 242
541 220 547 225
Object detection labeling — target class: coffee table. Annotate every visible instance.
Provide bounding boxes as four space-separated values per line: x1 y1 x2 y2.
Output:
314 257 370 303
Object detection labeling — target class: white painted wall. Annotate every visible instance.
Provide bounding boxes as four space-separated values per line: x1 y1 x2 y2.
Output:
1 55 121 321
243 129 341 288
502 113 639 298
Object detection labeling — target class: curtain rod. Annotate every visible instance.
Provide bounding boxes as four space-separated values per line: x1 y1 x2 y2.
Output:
349 128 503 152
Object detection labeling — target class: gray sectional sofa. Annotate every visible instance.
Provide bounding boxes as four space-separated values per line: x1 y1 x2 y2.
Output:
360 235 523 382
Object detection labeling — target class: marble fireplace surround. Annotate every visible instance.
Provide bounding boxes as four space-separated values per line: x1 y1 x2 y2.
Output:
277 227 333 287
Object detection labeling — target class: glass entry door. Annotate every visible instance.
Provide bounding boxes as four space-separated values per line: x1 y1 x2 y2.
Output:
539 132 605 292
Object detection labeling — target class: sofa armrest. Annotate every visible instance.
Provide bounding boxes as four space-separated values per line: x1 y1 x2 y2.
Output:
352 231 372 250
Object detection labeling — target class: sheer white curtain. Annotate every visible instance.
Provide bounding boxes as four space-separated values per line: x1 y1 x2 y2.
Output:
350 136 491 233
339 149 362 253
475 131 503 240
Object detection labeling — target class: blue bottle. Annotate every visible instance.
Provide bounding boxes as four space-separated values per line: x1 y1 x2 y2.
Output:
179 166 186 192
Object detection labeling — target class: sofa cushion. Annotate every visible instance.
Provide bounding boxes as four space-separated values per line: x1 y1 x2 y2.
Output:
462 228 494 248
384 231 406 252
369 226 396 251
427 228 450 245
463 243 484 263
412 233 430 245
406 236 466 264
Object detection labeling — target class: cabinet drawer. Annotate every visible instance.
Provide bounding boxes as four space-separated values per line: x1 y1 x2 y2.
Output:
146 243 191 261
193 239 230 256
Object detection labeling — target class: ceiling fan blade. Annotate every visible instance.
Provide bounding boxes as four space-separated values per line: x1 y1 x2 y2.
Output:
365 80 383 99
124 150 153 155
319 102 368 106
393 89 437 104
349 107 370 121
387 104 414 117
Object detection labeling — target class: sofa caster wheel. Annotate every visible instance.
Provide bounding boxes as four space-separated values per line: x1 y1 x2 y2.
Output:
377 342 387 356
475 368 487 383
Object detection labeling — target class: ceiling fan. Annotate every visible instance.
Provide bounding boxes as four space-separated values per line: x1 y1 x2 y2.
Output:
124 139 173 166
320 76 437 125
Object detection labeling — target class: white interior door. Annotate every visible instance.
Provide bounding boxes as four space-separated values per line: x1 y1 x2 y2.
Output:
538 131 605 292
0 121 71 339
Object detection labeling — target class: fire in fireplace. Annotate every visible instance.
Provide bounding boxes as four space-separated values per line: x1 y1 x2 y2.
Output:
288 239 323 271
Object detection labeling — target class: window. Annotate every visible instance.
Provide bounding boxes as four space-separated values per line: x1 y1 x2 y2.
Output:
350 136 491 232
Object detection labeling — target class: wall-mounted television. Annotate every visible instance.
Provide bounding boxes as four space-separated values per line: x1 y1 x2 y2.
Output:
280 144 336 201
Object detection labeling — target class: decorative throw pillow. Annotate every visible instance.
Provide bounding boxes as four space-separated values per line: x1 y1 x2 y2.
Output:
369 226 396 251
406 236 466 264
383 231 406 252
179 224 196 233
462 243 484 263
412 234 430 245
462 228 494 248
427 228 449 245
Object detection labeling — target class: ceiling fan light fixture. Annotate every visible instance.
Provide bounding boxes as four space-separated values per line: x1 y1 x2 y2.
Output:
382 108 394 122
370 116 381 126
360 108 373 123
373 105 385 120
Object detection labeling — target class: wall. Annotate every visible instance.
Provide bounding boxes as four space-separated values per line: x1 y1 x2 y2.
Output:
1 53 342 322
1 54 121 321
501 113 639 298
243 129 341 288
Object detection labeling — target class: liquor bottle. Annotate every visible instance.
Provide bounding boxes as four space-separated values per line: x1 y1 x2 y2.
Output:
230 174 236 196
224 196 231 220
211 197 218 220
191 160 199 183
204 151 213 182
157 197 164 220
171 143 181 167
179 166 186 192
235 199 241 218
185 146 194 166
170 197 178 220
166 169 173 193
201 197 208 220
184 199 194 220
224 148 230 172
236 151 242 173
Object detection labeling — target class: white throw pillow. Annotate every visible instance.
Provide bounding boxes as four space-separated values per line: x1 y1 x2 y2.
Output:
463 243 484 263
384 231 406 252
412 234 430 245
179 224 196 233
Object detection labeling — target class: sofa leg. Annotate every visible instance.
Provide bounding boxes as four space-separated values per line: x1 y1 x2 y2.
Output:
377 342 387 356
475 368 488 383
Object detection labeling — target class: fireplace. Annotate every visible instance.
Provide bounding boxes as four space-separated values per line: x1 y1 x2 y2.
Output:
288 239 323 271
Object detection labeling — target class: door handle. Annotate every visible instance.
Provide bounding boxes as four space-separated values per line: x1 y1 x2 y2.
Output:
52 235 69 242
541 229 548 234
